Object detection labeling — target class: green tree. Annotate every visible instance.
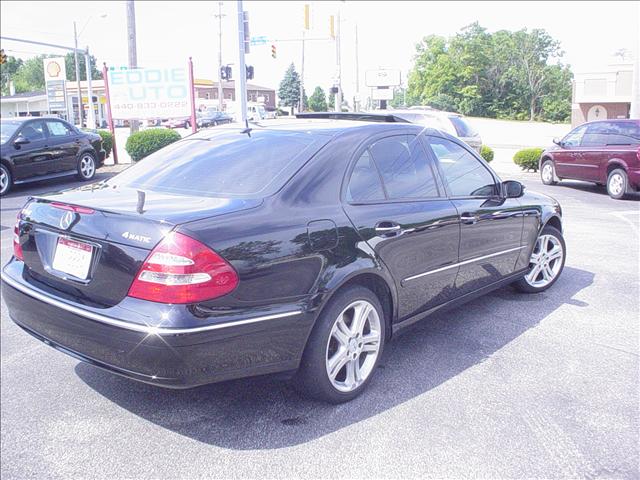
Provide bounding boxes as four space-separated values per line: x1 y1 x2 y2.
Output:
278 63 301 115
308 86 327 111
389 87 406 108
0 55 23 95
63 52 101 82
12 55 48 92
328 90 335 110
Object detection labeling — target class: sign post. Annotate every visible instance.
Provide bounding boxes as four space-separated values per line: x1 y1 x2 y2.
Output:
102 63 119 164
188 57 197 134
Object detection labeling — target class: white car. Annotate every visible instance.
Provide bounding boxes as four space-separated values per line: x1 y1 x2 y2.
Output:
392 108 483 153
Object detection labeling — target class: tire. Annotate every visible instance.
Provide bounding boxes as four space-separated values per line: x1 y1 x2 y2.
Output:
295 285 386 403
540 159 557 185
184 121 190 129
76 152 96 181
606 168 629 200
514 225 566 293
0 163 12 196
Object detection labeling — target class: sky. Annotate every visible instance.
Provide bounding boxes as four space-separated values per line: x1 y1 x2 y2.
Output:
1 1 639 106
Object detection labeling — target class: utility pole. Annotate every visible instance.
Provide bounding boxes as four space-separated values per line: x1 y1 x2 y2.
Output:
73 21 84 127
630 6 640 118
300 4 309 112
84 47 95 128
126 0 139 133
354 23 360 111
235 0 247 123
215 2 225 111
334 6 342 112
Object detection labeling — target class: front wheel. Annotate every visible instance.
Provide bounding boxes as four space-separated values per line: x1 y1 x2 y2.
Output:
76 152 96 181
0 164 12 196
514 225 566 293
540 160 557 185
606 168 629 200
295 285 386 403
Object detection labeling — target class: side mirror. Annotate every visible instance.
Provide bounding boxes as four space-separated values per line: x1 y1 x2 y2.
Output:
552 137 563 147
13 135 30 146
503 180 525 198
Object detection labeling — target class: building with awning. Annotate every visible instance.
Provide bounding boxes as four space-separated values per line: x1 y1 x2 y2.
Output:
0 91 48 117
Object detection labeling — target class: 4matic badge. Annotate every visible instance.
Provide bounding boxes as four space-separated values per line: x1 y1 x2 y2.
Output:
121 231 151 244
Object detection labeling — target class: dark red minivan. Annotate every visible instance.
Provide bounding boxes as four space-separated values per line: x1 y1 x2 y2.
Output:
539 119 640 199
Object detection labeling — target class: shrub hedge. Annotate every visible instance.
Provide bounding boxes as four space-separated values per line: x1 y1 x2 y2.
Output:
97 130 113 159
513 147 544 171
480 145 494 163
125 128 181 162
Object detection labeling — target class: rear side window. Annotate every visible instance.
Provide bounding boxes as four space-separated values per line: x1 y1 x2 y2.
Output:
346 151 385 202
110 130 326 198
46 120 74 137
449 116 477 137
582 121 640 146
428 137 497 197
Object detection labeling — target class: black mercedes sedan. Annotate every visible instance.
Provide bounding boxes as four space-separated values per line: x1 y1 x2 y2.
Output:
1 114 565 403
0 117 106 195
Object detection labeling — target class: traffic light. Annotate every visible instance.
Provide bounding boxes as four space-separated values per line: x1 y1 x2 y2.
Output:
246 65 254 80
221 65 232 81
271 44 276 59
0 49 7 65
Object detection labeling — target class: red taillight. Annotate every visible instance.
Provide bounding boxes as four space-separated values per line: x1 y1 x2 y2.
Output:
127 232 238 304
13 218 23 261
50 202 95 214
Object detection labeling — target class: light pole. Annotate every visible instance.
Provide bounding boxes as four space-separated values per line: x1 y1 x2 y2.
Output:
73 21 83 126
74 14 107 128
127 0 139 133
235 0 247 124
215 2 225 111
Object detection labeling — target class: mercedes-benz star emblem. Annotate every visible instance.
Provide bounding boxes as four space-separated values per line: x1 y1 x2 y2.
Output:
59 211 75 230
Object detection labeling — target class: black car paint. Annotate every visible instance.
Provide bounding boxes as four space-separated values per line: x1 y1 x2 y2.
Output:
2 121 562 389
0 118 105 189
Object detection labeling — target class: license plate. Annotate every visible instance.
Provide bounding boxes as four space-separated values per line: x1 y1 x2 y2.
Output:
52 237 93 280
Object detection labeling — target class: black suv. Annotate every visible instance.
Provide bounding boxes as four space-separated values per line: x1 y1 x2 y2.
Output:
0 117 106 195
2 114 565 403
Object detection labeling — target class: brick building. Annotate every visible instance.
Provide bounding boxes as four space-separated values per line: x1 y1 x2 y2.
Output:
194 79 276 111
571 63 634 126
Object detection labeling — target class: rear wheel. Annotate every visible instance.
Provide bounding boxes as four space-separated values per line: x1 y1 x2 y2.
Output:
0 164 12 196
540 160 557 185
76 152 96 181
295 285 385 403
514 225 565 293
606 168 629 200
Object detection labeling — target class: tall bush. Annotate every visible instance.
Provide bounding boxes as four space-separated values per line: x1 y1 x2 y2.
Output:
480 145 494 162
125 128 181 162
97 130 113 159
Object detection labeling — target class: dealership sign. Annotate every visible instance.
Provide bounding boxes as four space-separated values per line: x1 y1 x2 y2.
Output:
107 67 191 119
365 69 401 88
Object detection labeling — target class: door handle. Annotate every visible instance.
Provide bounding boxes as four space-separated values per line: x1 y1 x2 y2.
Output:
460 213 477 225
375 221 402 234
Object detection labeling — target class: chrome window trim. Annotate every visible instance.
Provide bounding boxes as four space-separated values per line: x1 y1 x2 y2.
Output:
1 271 302 336
402 246 526 284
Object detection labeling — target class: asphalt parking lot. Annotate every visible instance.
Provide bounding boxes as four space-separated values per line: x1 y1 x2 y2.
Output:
1 165 638 479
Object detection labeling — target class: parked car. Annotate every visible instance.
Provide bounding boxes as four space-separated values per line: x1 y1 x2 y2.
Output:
162 117 192 129
2 113 565 403
539 119 640 199
394 108 483 153
197 110 233 128
0 117 105 196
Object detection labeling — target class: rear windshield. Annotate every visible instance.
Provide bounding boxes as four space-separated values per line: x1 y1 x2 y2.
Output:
449 116 478 137
108 129 327 198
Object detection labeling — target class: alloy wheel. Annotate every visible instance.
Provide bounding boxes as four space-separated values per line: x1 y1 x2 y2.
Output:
325 300 382 393
608 173 624 197
80 155 95 179
541 163 554 183
0 166 8 194
525 234 564 288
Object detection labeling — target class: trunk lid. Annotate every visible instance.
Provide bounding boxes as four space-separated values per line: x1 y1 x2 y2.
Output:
18 184 261 307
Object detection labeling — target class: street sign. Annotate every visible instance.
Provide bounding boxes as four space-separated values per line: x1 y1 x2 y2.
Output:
371 87 393 100
365 69 401 87
250 35 268 45
107 67 191 119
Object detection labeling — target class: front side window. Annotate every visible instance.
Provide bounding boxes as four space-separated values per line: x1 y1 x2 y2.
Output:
428 137 497 197
19 121 47 142
562 124 587 147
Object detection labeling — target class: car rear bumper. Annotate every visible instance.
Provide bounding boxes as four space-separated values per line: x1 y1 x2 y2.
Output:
1 261 315 388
